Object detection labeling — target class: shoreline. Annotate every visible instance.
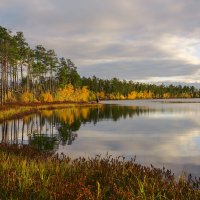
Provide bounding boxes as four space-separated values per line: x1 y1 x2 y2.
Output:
1 98 199 122
0 101 100 123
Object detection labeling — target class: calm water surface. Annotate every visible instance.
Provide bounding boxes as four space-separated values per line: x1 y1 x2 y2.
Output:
1 99 200 177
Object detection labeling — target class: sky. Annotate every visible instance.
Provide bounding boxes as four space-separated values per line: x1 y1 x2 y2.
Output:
0 0 200 85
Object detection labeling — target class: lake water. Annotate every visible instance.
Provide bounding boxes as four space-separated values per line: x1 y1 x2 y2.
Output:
1 99 200 177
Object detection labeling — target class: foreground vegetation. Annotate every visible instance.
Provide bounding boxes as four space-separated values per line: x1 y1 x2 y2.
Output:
0 144 200 200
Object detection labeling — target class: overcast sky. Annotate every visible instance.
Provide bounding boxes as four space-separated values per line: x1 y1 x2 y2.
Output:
0 0 200 84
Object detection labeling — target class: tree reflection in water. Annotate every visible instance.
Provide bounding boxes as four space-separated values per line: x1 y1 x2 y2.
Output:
0 105 153 151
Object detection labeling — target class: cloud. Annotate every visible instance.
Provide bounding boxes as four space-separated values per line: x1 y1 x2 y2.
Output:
158 35 200 65
77 59 198 81
1 0 200 83
57 113 200 167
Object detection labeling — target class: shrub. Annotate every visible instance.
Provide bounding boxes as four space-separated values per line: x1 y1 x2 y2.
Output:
55 84 74 102
20 92 35 103
40 92 53 102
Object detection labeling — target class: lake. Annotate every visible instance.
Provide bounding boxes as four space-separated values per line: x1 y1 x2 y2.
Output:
1 99 200 177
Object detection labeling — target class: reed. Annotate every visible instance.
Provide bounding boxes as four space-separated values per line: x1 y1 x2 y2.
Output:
0 144 200 200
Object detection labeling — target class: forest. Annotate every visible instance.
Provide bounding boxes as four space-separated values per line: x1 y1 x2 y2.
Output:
1 25 200 105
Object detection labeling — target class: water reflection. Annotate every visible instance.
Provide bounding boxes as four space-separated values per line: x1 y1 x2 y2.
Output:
1 100 200 177
0 105 153 152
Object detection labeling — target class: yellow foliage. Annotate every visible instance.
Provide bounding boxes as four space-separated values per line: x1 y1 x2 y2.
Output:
128 90 153 99
163 93 171 99
73 89 80 102
108 93 125 100
40 92 53 102
54 108 75 124
65 84 75 101
41 110 53 118
79 86 90 102
55 109 68 123
181 93 192 98
97 91 105 100
128 91 137 99
109 93 116 100
55 84 74 102
68 114 75 125
53 107 91 124
20 92 34 103
140 90 153 99
55 109 76 123
120 94 126 99
5 91 16 102
55 85 90 102
116 93 124 100
81 108 89 119
54 88 64 102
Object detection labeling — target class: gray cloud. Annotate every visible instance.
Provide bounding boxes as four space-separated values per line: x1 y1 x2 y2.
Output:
77 60 198 80
1 0 200 82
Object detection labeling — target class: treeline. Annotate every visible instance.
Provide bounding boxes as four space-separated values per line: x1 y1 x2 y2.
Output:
82 77 200 100
1 25 200 104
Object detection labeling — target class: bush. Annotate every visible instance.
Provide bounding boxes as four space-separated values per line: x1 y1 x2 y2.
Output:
20 92 35 103
40 92 53 102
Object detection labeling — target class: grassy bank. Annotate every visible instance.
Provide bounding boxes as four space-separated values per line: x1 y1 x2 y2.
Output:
0 144 200 200
0 102 98 123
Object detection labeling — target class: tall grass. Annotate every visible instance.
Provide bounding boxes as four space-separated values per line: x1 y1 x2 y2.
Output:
0 144 200 199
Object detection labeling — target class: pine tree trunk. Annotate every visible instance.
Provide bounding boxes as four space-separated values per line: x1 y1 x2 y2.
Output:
1 58 5 104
